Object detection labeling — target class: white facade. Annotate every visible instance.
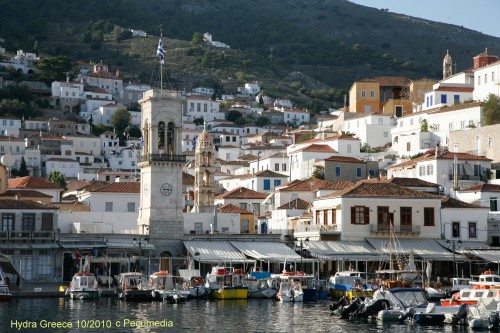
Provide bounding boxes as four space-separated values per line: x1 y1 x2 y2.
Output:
0 118 21 137
422 87 473 111
238 83 260 96
192 87 214 96
343 114 396 147
108 147 139 171
51 81 84 99
185 96 224 122
441 207 489 242
64 135 100 156
45 158 79 178
100 131 120 157
77 191 139 213
283 109 311 126
473 61 500 101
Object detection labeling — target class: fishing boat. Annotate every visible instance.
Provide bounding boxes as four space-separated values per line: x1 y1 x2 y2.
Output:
115 272 154 301
149 270 187 303
441 270 500 306
0 266 13 301
274 270 316 302
243 271 278 299
178 269 207 299
65 256 101 300
328 271 376 300
205 266 248 299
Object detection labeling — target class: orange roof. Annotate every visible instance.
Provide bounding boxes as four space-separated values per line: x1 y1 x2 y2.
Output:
281 178 353 192
324 155 364 163
218 203 253 214
215 187 267 199
0 199 58 210
8 176 62 190
294 144 337 153
90 182 140 193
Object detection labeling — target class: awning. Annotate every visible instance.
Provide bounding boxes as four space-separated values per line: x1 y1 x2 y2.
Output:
184 240 255 264
230 241 301 262
306 240 380 261
106 242 155 250
368 238 470 261
463 250 500 263
0 243 59 249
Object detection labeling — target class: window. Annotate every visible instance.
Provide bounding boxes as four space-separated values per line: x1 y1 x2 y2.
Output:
37 253 52 275
485 74 487 84
383 132 388 138
274 180 281 187
204 104 207 112
22 214 35 231
454 95 460 103
491 197 498 211
242 220 249 233
356 167 362 177
468 222 477 239
441 94 447 104
195 222 203 234
423 207 435 226
105 202 113 212
370 90 375 98
361 90 366 98
282 163 287 171
275 163 279 171
347 145 352 153
452 221 460 238
263 179 270 191
488 137 493 148
478 76 481 85
406 142 411 152
1 213 15 231
335 166 341 176
460 121 465 129
41 213 53 231
253 203 260 216
400 207 412 231
493 72 496 82
449 123 454 131
351 206 369 224
127 203 135 212
427 164 433 175
239 203 248 210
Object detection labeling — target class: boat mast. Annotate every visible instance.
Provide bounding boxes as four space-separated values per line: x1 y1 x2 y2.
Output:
389 221 393 281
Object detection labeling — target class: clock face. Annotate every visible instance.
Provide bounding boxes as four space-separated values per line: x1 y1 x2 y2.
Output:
159 183 172 196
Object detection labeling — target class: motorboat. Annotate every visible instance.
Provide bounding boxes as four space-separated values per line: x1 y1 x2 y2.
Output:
467 298 500 330
273 270 317 302
328 271 376 300
66 272 101 300
441 270 500 306
115 272 154 301
277 279 304 302
243 271 278 299
425 287 449 302
178 269 207 299
205 266 248 299
149 270 187 303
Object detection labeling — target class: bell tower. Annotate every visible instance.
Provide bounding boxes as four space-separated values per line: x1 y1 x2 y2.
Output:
192 123 217 213
443 50 453 79
138 89 186 255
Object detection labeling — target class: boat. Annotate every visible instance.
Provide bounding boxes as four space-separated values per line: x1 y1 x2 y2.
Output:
149 270 187 303
178 269 207 299
466 298 500 330
328 271 376 300
243 271 278 299
0 266 13 301
441 270 500 306
425 287 449 302
273 270 317 302
115 272 154 301
449 277 472 295
66 272 101 300
65 256 101 300
205 266 248 299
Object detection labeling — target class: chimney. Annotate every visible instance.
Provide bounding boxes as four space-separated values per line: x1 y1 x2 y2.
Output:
435 143 440 158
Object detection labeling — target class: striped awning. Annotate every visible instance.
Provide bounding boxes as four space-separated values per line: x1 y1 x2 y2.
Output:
306 240 380 261
184 240 255 264
464 249 500 263
230 241 301 262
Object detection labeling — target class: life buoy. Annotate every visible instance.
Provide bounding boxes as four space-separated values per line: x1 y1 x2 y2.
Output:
193 277 203 287
296 272 305 276
282 271 295 276
484 270 493 275
371 283 378 290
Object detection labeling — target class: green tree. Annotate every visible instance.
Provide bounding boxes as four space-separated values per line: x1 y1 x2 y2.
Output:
48 171 67 192
33 40 39 55
191 32 204 48
83 31 93 43
92 123 107 136
258 94 264 106
18 156 30 177
483 94 500 125
35 56 73 83
312 165 325 180
255 116 270 127
193 117 204 126
126 125 142 138
111 108 131 133
226 110 243 122
420 119 429 132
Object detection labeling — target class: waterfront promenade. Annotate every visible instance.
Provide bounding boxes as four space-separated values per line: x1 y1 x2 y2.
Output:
10 282 116 298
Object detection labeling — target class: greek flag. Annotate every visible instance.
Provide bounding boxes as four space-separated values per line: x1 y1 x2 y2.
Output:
156 37 165 64
140 136 144 148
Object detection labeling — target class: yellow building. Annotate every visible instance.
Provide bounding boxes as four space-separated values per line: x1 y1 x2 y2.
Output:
348 79 380 113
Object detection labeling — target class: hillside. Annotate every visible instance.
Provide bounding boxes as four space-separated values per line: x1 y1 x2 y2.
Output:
1 0 500 109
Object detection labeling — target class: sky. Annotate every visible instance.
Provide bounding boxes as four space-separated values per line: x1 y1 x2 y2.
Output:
348 0 500 38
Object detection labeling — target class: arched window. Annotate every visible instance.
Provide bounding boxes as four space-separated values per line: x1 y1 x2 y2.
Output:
158 121 165 150
167 122 174 155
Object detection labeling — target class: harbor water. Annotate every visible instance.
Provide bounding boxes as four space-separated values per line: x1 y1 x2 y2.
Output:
1 297 470 333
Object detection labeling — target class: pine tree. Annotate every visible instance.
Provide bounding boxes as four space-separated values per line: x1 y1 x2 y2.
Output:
18 156 30 177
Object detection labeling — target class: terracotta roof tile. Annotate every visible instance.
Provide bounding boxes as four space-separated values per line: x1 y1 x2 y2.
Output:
0 190 52 198
281 178 353 192
90 182 140 193
254 170 288 178
460 184 500 192
295 144 337 153
183 172 195 186
324 155 364 163
0 199 58 209
218 203 253 214
330 182 440 199
278 198 310 210
441 197 485 208
8 176 62 190
215 187 267 199
384 177 440 188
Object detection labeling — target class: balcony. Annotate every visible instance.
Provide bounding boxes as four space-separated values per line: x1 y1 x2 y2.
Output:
488 211 500 222
0 231 54 241
140 154 186 163
370 224 420 235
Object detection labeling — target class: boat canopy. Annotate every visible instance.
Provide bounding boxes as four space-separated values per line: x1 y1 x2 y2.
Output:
184 240 255 264
230 241 301 262
306 240 378 261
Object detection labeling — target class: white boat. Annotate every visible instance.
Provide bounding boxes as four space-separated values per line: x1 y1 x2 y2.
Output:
205 266 248 299
441 270 500 306
66 272 101 300
277 279 304 302
0 265 13 301
273 270 317 302
116 272 154 301
328 271 376 300
467 298 500 330
149 271 187 303
178 269 207 299
243 271 278 299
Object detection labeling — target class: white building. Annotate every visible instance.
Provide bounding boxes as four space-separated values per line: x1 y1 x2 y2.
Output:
237 82 260 96
185 95 224 122
0 116 21 137
45 157 79 178
343 113 396 147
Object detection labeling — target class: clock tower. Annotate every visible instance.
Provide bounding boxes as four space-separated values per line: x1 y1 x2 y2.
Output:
138 89 185 255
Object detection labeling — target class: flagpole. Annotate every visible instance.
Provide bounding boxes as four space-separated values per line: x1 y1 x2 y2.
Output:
159 25 163 91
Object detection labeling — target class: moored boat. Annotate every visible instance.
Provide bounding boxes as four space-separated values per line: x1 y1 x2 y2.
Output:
205 266 248 299
116 272 154 301
178 269 207 299
66 272 101 300
328 271 376 300
243 271 278 299
441 270 500 306
0 266 13 301
149 270 187 303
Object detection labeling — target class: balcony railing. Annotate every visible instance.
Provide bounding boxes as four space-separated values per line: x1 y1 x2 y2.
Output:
294 224 339 233
0 231 55 241
140 154 186 163
370 224 420 234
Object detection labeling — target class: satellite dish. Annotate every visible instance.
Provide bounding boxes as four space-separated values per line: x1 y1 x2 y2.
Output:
1 154 15 167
